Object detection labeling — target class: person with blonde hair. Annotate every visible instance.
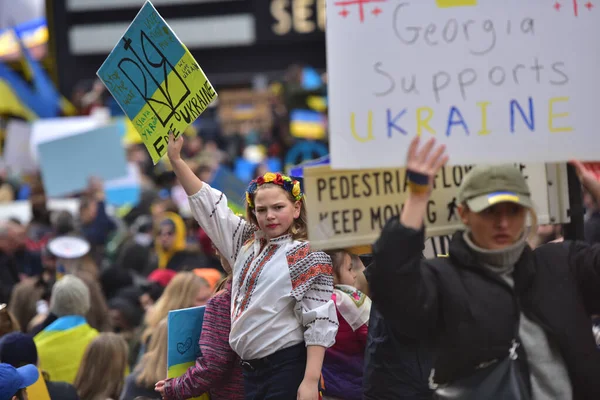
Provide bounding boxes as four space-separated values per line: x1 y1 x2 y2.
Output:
120 319 168 400
74 332 129 400
0 304 19 338
141 272 211 347
8 279 44 334
368 137 600 399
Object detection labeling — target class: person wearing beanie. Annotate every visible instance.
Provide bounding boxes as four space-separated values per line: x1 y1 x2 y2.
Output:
34 275 99 384
0 332 79 400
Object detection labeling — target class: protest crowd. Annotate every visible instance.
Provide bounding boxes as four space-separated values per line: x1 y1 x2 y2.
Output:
3 2 600 400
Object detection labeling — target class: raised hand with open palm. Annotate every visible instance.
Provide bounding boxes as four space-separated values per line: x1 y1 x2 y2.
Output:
400 136 448 229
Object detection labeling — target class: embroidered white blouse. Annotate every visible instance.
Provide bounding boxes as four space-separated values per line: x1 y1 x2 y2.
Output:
188 183 339 360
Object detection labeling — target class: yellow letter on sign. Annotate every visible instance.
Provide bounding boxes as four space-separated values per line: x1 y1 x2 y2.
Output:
548 97 573 133
350 111 374 143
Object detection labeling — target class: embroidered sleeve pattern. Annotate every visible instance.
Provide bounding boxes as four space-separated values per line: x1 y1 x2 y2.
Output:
287 243 339 347
188 183 257 266
162 289 239 399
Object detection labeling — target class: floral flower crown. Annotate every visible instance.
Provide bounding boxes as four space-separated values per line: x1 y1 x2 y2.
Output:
246 173 303 208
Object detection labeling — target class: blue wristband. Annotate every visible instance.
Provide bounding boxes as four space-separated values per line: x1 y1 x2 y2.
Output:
407 170 429 185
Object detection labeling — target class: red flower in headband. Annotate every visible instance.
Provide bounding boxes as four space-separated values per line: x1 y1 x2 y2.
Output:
274 174 284 185
256 176 265 185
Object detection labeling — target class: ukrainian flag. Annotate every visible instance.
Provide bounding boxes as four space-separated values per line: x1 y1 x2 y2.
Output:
290 109 326 140
0 30 72 120
233 104 257 120
34 316 99 384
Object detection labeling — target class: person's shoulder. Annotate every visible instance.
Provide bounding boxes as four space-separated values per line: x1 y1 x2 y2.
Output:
210 285 232 305
286 240 330 263
45 380 80 400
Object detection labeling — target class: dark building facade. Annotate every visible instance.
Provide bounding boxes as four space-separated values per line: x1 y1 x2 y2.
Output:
47 0 326 97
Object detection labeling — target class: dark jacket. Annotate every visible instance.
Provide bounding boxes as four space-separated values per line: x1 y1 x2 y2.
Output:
585 212 600 244
368 219 600 400
362 304 434 400
120 371 159 400
47 380 80 400
0 251 19 304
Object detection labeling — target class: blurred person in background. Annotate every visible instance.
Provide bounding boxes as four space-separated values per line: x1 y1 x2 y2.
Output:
74 333 129 400
0 221 24 304
0 363 39 400
74 270 111 333
34 275 99 384
53 210 77 236
107 290 145 371
351 253 370 297
0 332 80 400
8 280 45 334
120 319 168 400
112 215 154 280
0 304 20 338
139 272 211 359
79 178 117 260
26 177 53 245
151 213 204 271
10 221 42 278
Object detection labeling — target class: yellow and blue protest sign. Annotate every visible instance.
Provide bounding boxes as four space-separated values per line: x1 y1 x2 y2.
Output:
167 306 208 400
97 1 217 164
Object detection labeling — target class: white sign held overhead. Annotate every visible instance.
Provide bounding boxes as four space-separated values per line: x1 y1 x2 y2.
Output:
326 0 600 169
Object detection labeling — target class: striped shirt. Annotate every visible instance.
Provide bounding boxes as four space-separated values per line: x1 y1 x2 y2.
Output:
162 281 244 400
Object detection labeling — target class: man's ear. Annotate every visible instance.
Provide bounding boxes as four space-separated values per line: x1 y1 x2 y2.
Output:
457 204 469 226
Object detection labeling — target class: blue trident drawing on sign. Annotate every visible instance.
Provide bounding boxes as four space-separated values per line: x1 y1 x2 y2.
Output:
118 30 190 127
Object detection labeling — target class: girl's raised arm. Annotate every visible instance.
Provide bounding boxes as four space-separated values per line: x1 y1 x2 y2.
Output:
167 132 255 265
167 131 203 196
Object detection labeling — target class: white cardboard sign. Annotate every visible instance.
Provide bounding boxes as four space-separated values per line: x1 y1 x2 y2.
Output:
326 0 600 169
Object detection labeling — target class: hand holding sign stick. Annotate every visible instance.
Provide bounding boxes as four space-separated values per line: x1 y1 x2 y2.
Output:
570 159 600 203
400 137 448 230
167 130 204 197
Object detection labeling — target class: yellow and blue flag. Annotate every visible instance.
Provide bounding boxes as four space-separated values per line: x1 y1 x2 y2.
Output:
290 109 326 140
0 26 70 120
34 316 99 384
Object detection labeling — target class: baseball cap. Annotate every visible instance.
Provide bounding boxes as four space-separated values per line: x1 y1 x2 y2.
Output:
0 363 39 400
457 165 533 213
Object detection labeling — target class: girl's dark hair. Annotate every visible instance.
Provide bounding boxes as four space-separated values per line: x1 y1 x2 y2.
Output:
325 250 350 278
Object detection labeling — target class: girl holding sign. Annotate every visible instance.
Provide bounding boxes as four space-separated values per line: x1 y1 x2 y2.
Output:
368 136 600 399
165 132 337 400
